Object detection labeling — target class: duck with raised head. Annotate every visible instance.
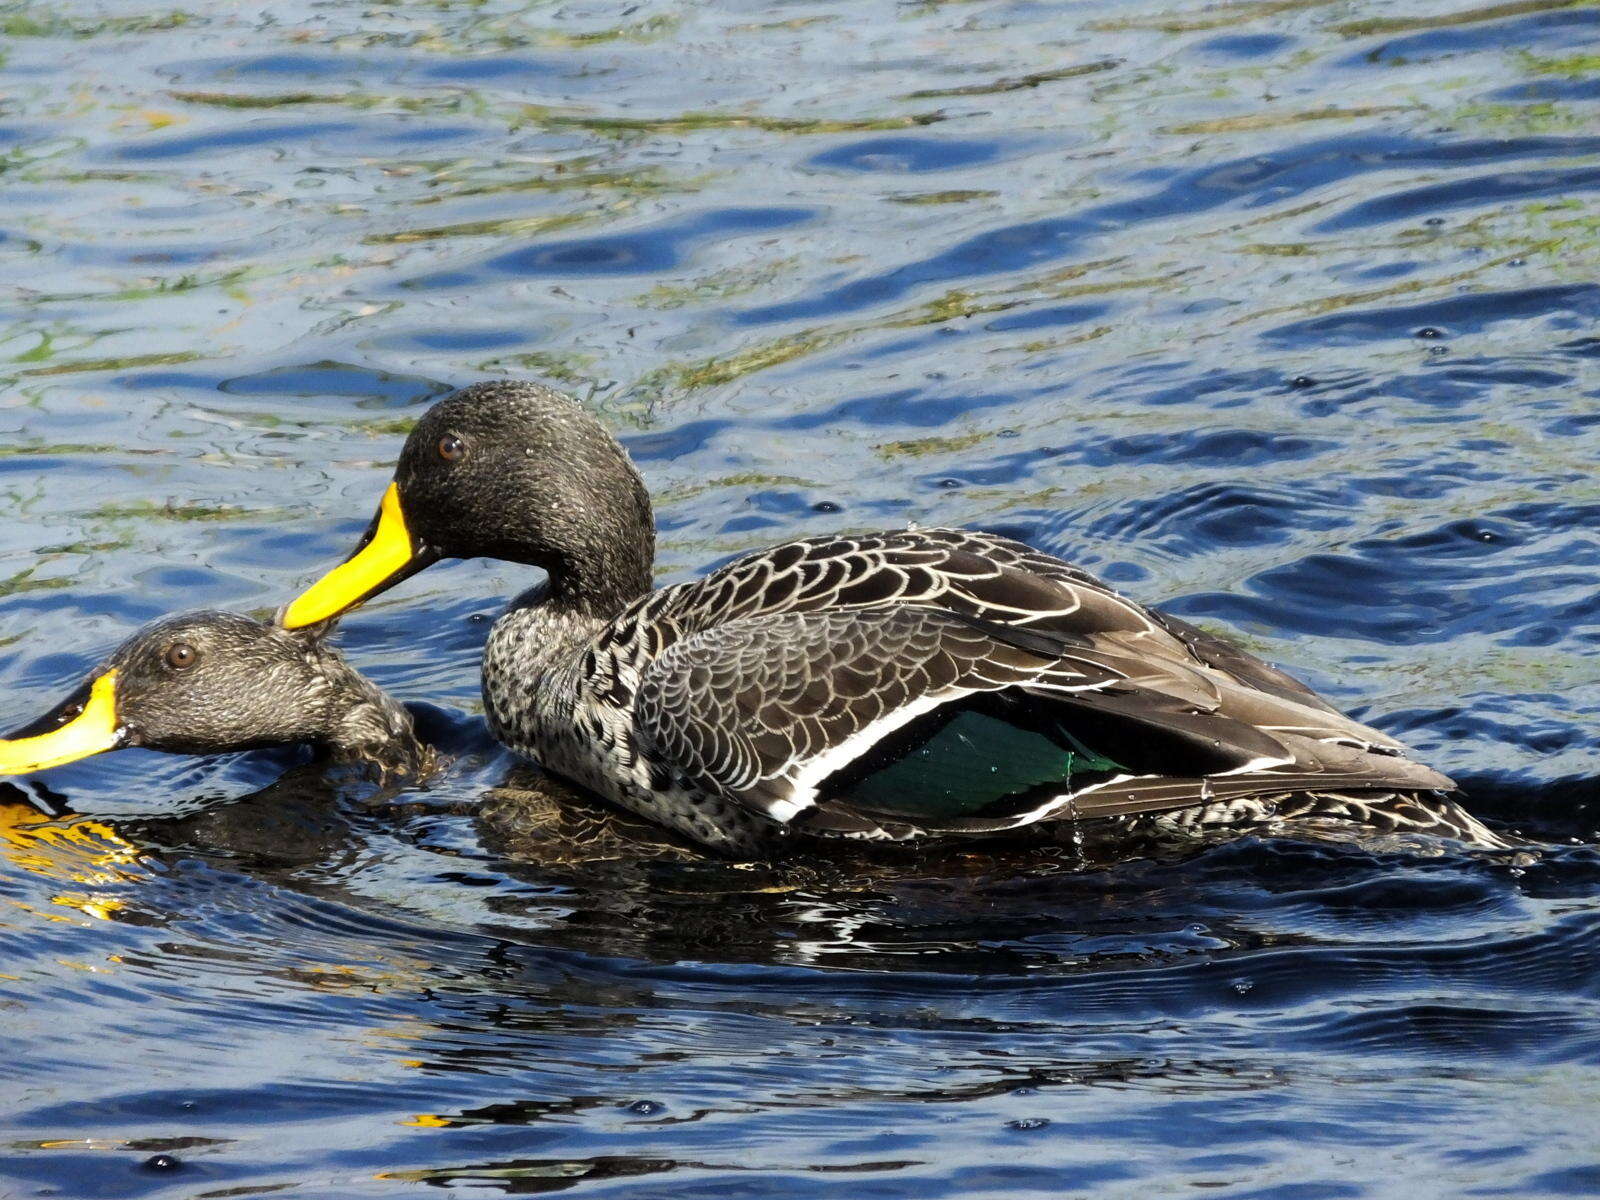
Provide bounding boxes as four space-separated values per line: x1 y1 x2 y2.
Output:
279 381 1509 855
0 612 428 781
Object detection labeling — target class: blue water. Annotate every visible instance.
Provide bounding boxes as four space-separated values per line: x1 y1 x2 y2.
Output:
2 1 1600 1196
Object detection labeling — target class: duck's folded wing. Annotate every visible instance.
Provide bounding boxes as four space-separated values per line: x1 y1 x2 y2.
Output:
1144 611 1344 715
631 606 1451 837
635 526 1350 722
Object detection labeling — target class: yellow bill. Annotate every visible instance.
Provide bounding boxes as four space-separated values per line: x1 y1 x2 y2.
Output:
0 671 123 775
282 483 424 629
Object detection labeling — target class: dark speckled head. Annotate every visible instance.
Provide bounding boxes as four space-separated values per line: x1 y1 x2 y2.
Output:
0 611 425 777
398 381 655 609
281 381 656 628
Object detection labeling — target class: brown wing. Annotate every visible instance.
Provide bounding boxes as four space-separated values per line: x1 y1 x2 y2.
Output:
614 527 1406 740
630 604 1451 838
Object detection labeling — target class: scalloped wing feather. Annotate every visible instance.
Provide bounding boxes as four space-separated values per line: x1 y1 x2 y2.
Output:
630 600 1449 835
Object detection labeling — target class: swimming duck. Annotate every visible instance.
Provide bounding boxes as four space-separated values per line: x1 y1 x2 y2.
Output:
0 612 427 780
280 381 1506 854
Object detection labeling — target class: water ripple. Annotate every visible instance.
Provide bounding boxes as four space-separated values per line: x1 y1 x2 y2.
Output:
0 1 1597 1196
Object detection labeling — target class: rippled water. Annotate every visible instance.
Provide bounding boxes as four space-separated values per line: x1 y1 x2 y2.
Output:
3 0 1600 1195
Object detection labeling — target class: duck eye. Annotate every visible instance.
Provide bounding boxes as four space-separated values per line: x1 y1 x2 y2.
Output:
438 434 467 462
165 643 198 670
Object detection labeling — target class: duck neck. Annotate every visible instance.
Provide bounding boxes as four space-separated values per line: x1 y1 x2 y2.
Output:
310 650 429 776
545 539 653 622
535 472 656 621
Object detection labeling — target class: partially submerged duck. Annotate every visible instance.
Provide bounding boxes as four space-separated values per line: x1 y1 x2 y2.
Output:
0 611 428 780
280 381 1510 855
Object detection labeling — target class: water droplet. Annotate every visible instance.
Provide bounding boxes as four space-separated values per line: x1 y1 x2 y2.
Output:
1414 327 1444 339
1232 978 1254 994
1290 375 1316 389
1427 345 1448 355
1423 216 1446 226
142 1155 182 1173
937 478 962 489
625 1099 665 1116
813 500 841 514
1508 258 1526 267
1007 1117 1050 1132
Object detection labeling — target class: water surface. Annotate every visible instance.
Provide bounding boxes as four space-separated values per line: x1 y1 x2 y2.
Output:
2 0 1599 1196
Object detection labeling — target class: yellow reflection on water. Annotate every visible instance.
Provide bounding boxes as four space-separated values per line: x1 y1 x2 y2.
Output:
0 802 143 924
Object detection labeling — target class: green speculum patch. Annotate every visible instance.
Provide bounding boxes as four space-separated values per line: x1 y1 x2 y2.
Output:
830 706 1127 821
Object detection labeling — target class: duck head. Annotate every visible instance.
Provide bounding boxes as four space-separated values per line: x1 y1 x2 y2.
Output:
281 381 654 629
0 611 425 777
